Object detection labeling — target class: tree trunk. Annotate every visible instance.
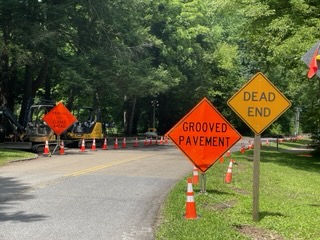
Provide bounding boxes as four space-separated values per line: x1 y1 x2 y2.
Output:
127 96 137 135
66 89 75 110
19 64 34 126
0 49 9 107
19 59 49 126
32 58 49 97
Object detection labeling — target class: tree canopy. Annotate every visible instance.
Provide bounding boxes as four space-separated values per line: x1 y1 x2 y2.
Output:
1 0 319 150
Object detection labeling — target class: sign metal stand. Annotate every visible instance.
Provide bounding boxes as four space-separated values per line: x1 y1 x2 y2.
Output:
200 173 207 194
253 134 261 221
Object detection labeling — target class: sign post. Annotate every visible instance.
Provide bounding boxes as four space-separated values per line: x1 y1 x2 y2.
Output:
228 72 291 221
253 134 261 221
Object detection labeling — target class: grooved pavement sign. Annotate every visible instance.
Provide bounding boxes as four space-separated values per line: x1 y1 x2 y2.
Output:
227 72 292 135
43 102 77 136
167 97 241 173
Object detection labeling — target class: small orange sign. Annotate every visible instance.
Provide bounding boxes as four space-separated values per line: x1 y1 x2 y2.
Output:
42 102 77 136
167 97 241 172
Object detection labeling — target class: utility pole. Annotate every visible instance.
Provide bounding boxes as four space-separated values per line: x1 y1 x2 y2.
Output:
295 107 302 136
151 99 159 130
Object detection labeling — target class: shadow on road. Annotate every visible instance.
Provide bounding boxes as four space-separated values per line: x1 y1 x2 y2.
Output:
0 176 47 222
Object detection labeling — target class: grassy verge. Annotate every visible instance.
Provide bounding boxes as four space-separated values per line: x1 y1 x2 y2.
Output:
156 139 320 240
0 148 37 166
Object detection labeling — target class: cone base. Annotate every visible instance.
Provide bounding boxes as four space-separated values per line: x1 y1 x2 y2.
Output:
224 177 232 184
183 213 200 220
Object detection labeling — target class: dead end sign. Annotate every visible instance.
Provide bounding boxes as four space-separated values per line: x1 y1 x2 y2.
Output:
227 72 292 135
167 97 242 172
43 102 77 136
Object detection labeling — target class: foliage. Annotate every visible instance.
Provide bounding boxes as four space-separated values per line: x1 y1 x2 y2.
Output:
0 0 319 141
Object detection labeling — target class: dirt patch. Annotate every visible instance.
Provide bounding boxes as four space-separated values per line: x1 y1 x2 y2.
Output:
297 154 313 157
243 156 254 161
203 199 237 211
230 186 250 195
235 224 284 240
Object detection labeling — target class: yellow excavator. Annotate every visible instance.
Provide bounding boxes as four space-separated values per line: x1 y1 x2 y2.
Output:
0 103 56 152
64 106 105 148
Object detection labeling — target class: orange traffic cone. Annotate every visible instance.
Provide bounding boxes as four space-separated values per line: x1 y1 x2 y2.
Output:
240 143 245 154
226 150 231 158
122 137 127 148
184 177 198 219
224 159 235 183
113 138 119 149
159 136 163 145
149 137 153 145
192 166 199 185
59 140 65 155
219 156 224 164
133 137 139 147
80 138 86 152
91 138 97 151
144 137 148 146
102 138 107 150
43 140 50 157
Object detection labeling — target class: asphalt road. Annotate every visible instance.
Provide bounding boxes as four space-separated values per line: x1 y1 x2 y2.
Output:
0 138 251 240
0 143 194 240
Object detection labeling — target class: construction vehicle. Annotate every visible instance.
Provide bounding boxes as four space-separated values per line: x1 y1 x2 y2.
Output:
0 103 57 152
0 101 105 152
65 107 105 147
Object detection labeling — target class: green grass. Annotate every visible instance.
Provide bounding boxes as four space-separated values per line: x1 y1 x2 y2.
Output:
156 139 320 240
0 148 37 166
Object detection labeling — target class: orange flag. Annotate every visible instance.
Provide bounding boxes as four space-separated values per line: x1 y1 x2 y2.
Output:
308 43 320 78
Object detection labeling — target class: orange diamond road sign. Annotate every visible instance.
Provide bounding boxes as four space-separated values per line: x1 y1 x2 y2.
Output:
167 97 241 173
42 102 77 136
228 72 292 135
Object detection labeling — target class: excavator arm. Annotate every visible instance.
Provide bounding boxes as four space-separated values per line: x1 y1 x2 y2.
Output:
0 106 25 141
